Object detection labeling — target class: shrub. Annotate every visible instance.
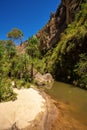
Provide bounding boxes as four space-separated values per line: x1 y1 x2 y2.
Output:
15 79 30 89
0 80 17 102
74 53 87 89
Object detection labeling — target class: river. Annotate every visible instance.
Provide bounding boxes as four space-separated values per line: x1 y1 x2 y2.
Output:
44 81 87 127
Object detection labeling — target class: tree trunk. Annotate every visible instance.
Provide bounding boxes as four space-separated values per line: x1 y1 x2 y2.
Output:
31 63 34 82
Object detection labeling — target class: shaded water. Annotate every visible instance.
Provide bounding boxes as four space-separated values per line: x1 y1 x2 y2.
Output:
44 81 87 126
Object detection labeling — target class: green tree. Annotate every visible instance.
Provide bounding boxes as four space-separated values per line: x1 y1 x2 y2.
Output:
0 41 5 58
6 40 16 58
0 79 17 102
11 54 30 80
26 35 40 81
0 40 10 78
7 28 23 44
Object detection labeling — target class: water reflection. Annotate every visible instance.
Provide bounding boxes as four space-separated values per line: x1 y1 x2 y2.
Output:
44 81 87 126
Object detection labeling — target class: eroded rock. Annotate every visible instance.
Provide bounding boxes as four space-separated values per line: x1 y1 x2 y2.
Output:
34 73 54 86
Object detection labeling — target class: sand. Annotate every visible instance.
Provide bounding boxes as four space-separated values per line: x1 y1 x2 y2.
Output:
0 88 46 130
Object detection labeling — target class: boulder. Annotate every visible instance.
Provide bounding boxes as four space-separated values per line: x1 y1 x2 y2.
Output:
34 73 54 86
43 73 54 83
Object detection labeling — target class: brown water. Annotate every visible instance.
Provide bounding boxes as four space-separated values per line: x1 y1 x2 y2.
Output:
44 81 87 126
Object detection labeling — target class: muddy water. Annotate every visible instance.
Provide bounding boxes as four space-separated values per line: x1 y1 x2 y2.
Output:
44 81 87 126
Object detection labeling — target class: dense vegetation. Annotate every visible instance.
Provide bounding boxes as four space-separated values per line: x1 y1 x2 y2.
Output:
0 30 41 102
42 3 87 89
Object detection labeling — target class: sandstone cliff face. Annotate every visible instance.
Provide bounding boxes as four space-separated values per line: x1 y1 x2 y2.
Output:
37 0 84 53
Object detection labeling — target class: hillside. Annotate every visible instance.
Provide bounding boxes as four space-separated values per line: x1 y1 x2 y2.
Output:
36 0 85 53
15 0 87 89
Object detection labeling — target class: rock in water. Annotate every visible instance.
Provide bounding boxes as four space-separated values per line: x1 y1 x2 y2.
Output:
34 73 54 86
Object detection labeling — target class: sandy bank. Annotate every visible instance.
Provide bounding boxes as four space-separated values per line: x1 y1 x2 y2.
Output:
0 88 46 129
0 88 58 130
0 87 86 130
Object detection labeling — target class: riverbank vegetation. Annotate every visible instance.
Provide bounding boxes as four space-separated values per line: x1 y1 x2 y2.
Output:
42 3 87 89
0 31 41 102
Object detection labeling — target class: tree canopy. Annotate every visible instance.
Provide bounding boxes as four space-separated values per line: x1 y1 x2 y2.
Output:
26 36 41 81
7 28 23 43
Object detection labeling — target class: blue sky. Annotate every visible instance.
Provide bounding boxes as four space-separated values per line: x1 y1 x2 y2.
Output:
0 0 61 42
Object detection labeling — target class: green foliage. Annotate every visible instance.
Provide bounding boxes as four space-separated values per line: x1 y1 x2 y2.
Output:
0 39 31 102
26 35 40 58
14 79 30 89
26 35 42 81
0 31 43 102
7 28 23 43
0 79 17 102
76 3 87 25
0 42 6 58
6 40 17 58
74 53 87 89
42 3 87 88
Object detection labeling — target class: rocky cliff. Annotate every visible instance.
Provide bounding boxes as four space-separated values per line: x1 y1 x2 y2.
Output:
17 0 85 54
42 1 87 89
36 0 85 53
